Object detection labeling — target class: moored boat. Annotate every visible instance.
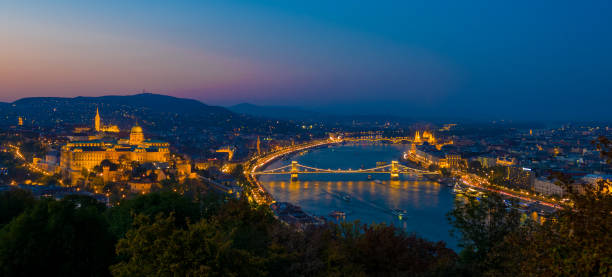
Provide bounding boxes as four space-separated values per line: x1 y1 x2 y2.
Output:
391 208 408 216
329 210 346 217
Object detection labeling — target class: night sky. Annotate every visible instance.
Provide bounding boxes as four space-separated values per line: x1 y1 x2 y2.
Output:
1 1 611 121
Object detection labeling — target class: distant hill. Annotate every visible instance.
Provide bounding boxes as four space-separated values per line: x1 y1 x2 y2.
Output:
228 103 322 121
0 93 238 131
13 93 230 116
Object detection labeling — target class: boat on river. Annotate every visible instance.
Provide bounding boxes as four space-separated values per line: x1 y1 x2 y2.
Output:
337 192 351 201
329 210 347 217
452 184 465 194
392 209 408 217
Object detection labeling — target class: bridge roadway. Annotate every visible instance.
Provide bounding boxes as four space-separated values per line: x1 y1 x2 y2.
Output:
252 160 437 181
341 136 413 143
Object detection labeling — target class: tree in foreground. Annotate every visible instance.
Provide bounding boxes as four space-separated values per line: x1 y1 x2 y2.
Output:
501 176 612 276
0 189 35 228
111 213 266 277
447 192 522 276
110 198 458 276
448 136 612 276
0 197 115 277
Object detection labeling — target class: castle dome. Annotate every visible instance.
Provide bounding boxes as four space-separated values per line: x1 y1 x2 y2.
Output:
129 124 144 145
131 125 143 133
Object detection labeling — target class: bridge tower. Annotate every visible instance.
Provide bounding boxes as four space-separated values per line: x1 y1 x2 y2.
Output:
390 160 399 180
290 161 299 181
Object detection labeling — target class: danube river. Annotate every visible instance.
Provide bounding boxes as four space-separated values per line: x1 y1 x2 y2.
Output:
259 143 458 249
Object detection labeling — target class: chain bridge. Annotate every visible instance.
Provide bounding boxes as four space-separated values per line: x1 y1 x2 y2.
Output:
252 160 438 180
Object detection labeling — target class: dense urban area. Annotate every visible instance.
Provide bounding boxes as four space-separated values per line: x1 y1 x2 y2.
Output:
0 93 610 276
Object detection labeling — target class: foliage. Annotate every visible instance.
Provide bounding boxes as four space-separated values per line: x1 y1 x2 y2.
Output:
335 222 458 276
440 168 451 177
447 192 522 275
447 136 612 276
111 213 266 277
105 191 202 238
0 197 115 277
467 160 482 173
500 178 612 276
110 198 458 277
0 186 462 277
595 136 612 164
0 189 35 228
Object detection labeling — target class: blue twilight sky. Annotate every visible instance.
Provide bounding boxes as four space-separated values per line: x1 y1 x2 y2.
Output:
1 0 611 121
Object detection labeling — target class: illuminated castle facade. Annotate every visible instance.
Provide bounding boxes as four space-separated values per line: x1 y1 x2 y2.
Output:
60 109 170 178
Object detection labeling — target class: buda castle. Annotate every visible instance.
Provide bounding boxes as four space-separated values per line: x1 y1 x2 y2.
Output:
60 108 170 178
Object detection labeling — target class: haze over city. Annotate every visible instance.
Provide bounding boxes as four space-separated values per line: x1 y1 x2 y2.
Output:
2 1 611 120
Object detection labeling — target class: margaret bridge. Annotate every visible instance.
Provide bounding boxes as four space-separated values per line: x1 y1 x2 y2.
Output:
252 160 438 181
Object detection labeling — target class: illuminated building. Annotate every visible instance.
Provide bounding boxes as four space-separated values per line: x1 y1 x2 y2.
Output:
476 156 497 168
445 154 463 169
61 126 169 172
534 177 564 197
129 125 144 145
94 107 120 133
60 111 170 182
413 130 437 144
439 124 457 131
73 126 92 133
496 157 516 166
407 130 457 167
216 146 236 161
129 180 155 194
195 158 222 170
410 142 442 167
506 166 535 190
414 131 422 144
18 117 23 126
94 108 100 132
421 131 436 145
413 130 452 150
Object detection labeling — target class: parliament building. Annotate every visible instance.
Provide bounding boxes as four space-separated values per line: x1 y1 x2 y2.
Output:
60 108 170 178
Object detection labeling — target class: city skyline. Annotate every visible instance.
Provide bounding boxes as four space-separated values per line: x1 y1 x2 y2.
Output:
1 2 611 276
2 1 611 120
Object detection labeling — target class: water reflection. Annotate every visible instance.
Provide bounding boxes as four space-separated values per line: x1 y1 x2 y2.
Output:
266 179 443 210
259 144 458 249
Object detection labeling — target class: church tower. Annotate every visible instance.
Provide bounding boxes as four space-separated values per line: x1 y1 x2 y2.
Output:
257 136 261 155
94 107 101 132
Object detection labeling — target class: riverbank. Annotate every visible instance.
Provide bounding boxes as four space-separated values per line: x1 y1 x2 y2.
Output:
245 139 339 205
